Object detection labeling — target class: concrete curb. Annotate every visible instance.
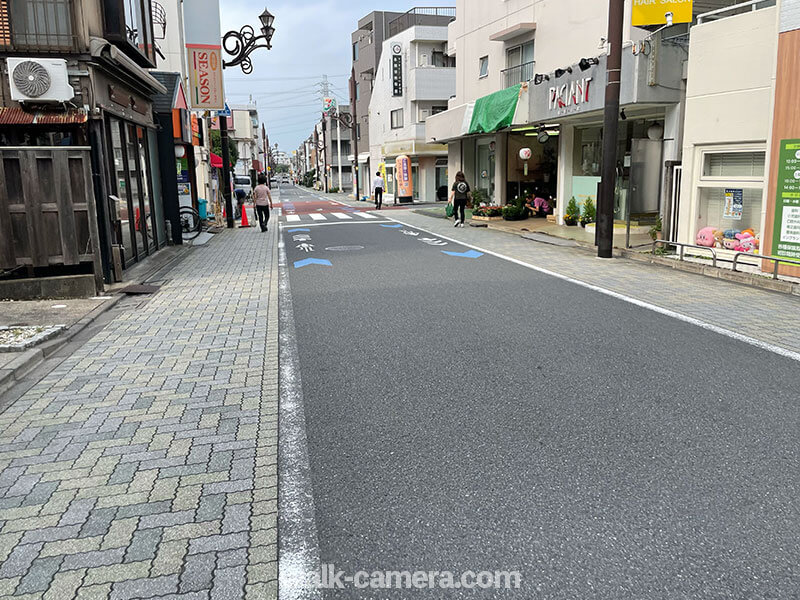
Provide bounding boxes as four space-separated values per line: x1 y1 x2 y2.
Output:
411 208 800 298
0 294 123 396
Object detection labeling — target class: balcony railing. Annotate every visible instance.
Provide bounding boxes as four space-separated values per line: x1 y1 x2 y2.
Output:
697 0 776 24
387 7 456 38
502 61 535 88
0 0 76 50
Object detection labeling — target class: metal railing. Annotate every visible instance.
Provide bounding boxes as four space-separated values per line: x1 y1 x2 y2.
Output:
0 0 76 49
697 0 776 24
502 61 535 88
652 240 800 280
387 7 456 38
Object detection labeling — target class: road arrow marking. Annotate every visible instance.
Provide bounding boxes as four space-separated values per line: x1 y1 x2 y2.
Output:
296 243 314 253
422 238 448 246
293 258 331 268
380 223 403 228
287 228 310 233
442 249 483 258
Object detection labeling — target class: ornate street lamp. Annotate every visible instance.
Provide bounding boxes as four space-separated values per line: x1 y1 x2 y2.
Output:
218 8 274 228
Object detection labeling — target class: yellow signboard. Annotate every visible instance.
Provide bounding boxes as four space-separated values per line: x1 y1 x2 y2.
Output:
632 0 693 27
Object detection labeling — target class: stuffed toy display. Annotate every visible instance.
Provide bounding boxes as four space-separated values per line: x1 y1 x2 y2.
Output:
695 227 760 253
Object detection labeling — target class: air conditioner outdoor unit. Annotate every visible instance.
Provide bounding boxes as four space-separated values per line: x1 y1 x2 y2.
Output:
7 58 75 103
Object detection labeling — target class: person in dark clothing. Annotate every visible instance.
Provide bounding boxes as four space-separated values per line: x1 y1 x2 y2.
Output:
448 171 472 227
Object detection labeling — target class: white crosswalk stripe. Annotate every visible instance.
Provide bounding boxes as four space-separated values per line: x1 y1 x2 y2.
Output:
354 212 378 219
286 215 301 222
309 214 327 221
331 213 353 220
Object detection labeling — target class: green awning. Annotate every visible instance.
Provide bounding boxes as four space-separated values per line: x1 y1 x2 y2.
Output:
468 84 521 134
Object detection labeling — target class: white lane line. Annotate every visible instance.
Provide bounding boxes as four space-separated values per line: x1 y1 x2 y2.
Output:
354 212 378 219
309 214 327 221
285 215 301 222
382 215 800 364
330 213 353 220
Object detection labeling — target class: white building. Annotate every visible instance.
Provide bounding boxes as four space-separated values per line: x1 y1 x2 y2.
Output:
369 23 455 202
230 105 260 177
426 0 741 238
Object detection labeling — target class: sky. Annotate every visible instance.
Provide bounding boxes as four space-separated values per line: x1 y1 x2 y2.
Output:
220 0 455 155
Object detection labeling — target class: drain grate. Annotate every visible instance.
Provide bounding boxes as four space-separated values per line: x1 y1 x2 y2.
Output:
118 284 161 295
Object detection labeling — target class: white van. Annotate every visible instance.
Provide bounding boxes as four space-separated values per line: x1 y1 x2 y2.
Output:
234 175 253 198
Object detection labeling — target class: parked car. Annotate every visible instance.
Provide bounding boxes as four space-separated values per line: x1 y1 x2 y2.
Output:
234 175 253 198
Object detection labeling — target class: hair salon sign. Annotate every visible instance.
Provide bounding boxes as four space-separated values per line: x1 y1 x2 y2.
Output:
548 77 593 114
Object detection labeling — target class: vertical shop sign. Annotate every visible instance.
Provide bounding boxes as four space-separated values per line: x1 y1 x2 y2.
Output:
772 139 800 259
395 155 413 199
723 188 743 220
184 0 225 110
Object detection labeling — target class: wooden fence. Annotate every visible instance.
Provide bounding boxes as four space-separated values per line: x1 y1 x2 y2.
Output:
0 147 102 286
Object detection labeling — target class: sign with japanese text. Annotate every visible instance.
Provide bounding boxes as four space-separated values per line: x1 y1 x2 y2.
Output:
723 188 743 220
632 0 693 27
184 0 224 110
395 155 413 199
772 139 800 259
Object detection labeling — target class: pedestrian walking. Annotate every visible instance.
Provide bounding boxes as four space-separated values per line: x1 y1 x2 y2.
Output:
253 174 273 232
372 171 385 210
448 171 472 227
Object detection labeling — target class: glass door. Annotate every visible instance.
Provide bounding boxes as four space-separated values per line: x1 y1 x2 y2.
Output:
126 123 147 258
109 118 136 265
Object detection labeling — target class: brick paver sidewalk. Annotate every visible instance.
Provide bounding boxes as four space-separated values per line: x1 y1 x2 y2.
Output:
0 226 278 599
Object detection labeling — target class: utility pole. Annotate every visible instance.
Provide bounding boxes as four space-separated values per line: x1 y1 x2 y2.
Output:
220 114 234 229
597 0 624 259
321 117 329 193
350 68 359 199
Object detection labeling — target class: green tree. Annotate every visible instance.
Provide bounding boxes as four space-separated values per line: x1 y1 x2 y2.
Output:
210 130 238 167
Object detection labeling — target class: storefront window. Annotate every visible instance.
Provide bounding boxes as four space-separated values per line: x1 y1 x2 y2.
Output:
126 123 145 258
476 138 495 202
146 130 165 247
695 150 765 251
109 119 135 264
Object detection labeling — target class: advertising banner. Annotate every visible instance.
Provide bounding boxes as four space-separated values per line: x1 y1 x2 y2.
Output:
184 0 224 110
632 0 693 27
323 98 336 114
723 188 743 220
395 155 413 199
772 139 800 259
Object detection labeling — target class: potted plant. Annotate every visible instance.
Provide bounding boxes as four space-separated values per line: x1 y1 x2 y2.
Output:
580 197 596 228
649 215 663 241
469 188 487 208
502 196 529 221
564 197 580 226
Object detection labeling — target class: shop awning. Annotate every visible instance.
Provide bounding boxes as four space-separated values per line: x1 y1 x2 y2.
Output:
468 84 522 134
210 152 223 168
0 107 88 125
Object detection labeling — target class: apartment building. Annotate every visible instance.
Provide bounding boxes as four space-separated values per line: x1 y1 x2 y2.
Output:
351 8 455 198
230 105 261 178
368 22 455 203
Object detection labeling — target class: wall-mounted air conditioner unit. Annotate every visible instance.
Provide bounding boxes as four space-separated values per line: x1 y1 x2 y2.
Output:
7 58 75 103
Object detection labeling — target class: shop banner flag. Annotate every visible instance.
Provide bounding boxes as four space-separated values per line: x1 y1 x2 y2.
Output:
632 0 693 27
395 155 413 199
184 0 225 110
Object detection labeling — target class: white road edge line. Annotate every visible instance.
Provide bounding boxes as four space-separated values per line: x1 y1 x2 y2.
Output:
383 214 800 364
278 237 324 600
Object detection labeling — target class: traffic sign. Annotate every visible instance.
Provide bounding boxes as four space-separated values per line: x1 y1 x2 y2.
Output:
217 103 231 117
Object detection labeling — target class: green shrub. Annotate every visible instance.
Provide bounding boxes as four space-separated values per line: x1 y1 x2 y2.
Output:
581 198 596 225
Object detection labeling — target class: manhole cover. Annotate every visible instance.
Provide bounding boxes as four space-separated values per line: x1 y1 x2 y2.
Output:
118 284 161 295
325 245 364 252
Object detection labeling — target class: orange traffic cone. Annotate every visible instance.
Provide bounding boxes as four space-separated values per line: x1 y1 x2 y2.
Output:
239 204 252 228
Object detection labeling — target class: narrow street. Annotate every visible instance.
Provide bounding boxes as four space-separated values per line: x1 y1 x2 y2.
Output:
0 186 798 599
277 186 800 599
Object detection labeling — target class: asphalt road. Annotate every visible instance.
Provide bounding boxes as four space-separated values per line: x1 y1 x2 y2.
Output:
278 185 800 599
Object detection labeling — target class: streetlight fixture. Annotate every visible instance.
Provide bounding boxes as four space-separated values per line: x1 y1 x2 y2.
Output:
218 8 275 228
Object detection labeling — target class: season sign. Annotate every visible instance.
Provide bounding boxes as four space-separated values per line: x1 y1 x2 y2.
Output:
548 77 592 113
188 47 224 110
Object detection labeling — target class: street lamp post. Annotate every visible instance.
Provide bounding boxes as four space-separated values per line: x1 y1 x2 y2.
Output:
219 8 275 228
